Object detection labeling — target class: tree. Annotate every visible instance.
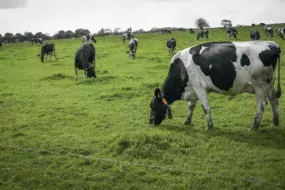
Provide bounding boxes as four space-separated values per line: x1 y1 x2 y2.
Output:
4 32 14 38
24 32 34 40
195 18 210 29
34 32 43 38
114 28 122 34
58 30 65 39
75 28 84 37
221 19 232 28
65 30 75 38
0 34 2 38
82 29 90 35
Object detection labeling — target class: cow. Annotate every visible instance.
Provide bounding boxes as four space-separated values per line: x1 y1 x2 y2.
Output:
259 23 266 27
82 35 96 43
149 41 281 131
31 38 43 45
74 43 96 80
264 26 275 38
250 30 261 40
127 37 138 59
167 38 176 57
122 33 132 43
37 43 57 63
197 29 209 40
162 29 172 34
189 28 195 34
226 27 238 39
252 24 256 27
0 41 2 48
278 28 285 39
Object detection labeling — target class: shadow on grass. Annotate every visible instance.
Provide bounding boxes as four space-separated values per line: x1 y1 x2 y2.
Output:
158 122 285 149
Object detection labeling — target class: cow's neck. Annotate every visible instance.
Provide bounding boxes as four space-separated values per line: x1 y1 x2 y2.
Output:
161 92 180 105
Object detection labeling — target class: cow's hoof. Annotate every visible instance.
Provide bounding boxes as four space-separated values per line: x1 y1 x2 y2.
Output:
273 117 279 126
168 114 173 119
184 120 191 125
249 127 258 131
205 126 213 131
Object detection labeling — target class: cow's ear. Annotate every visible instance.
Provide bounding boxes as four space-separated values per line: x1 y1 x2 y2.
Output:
154 88 161 99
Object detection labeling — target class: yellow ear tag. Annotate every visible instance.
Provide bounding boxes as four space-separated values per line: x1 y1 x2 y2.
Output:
162 98 168 105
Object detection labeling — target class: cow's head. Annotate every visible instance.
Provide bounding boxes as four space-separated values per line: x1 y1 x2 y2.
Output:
86 66 96 78
149 88 168 126
37 54 44 62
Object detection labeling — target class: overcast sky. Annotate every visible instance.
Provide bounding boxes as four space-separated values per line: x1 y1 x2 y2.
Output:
0 0 284 35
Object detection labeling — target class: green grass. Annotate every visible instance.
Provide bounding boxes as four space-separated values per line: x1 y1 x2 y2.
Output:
1 25 285 189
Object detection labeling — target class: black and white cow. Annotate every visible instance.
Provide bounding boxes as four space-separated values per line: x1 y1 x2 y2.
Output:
162 29 172 34
74 43 96 80
197 29 209 40
128 37 138 59
37 43 57 63
278 28 285 39
250 30 260 40
31 38 43 45
82 35 96 43
0 41 2 48
122 33 132 43
149 41 281 131
264 26 275 38
189 28 195 34
167 38 176 57
226 27 238 39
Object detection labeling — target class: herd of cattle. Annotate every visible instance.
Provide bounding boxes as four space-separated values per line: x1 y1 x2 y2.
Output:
1 25 284 131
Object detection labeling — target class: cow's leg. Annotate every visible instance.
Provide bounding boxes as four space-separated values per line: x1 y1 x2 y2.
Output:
53 51 57 61
251 88 268 131
184 99 198 125
267 88 279 126
74 67 78 81
45 54 47 62
84 69 87 78
49 53 52 61
194 88 213 130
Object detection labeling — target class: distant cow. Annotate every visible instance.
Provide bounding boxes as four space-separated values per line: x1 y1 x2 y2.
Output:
37 43 57 63
226 27 238 39
197 29 209 40
250 30 260 40
189 28 195 34
122 33 132 43
162 29 172 34
252 24 256 27
264 26 275 38
31 38 43 45
82 35 96 43
128 37 138 59
166 38 176 57
259 23 266 27
278 28 285 39
149 41 281 131
74 43 96 80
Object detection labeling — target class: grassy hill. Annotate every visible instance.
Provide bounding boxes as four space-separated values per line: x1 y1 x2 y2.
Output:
1 25 285 189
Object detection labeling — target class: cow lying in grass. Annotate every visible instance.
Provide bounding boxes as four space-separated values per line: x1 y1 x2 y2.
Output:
149 41 281 131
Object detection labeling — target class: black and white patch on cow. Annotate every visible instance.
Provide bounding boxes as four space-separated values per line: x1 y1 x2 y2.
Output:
82 35 96 43
167 38 176 57
264 26 275 38
149 41 281 131
128 38 138 59
250 30 260 40
74 43 96 80
37 43 57 62
278 28 285 39
162 29 172 34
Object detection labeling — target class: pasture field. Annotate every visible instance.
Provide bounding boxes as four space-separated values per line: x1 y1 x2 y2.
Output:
1 25 285 189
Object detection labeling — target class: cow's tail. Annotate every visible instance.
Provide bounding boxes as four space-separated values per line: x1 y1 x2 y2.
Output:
276 53 282 98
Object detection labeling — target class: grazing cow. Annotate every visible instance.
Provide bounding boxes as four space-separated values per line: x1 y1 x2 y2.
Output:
259 23 266 27
197 29 209 40
278 28 285 39
74 43 96 80
37 43 57 63
167 38 176 57
250 30 260 40
226 27 238 39
264 26 275 38
149 41 281 131
189 28 195 34
82 35 96 43
128 37 138 59
122 33 132 43
31 38 43 45
252 24 256 27
162 29 172 34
